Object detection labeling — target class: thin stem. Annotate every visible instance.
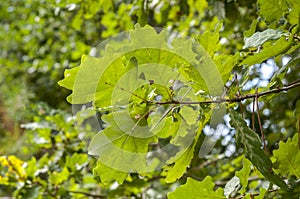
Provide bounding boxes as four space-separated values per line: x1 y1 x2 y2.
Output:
252 97 255 130
255 88 266 151
131 105 157 132
69 190 106 198
149 105 176 132
194 154 226 170
235 75 244 117
230 189 279 199
105 82 148 103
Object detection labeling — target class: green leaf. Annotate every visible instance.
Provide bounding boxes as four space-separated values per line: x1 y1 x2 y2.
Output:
136 0 148 26
215 53 239 82
241 36 293 66
59 25 224 186
243 29 284 49
288 9 300 32
58 55 106 104
71 9 84 30
258 0 288 23
163 110 211 183
25 157 37 179
164 132 196 183
281 191 300 199
197 23 222 56
66 153 88 172
167 176 225 199
243 19 258 37
255 188 268 199
294 100 300 117
57 67 79 91
59 25 225 107
180 106 198 125
286 0 300 33
88 111 158 176
50 167 69 186
229 110 289 191
93 161 129 185
273 133 300 178
236 158 252 193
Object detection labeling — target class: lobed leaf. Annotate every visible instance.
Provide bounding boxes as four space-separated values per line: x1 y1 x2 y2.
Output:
236 158 252 193
167 176 225 199
163 110 211 183
59 25 225 185
197 23 222 56
273 133 300 178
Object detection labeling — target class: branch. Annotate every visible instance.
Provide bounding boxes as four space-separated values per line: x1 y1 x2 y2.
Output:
68 190 106 198
230 188 279 199
193 154 226 170
149 79 300 105
215 176 261 187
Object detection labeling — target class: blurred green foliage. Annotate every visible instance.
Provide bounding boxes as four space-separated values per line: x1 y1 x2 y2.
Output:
0 0 300 198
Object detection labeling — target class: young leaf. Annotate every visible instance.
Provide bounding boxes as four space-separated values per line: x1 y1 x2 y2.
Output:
273 133 300 178
243 29 284 49
229 109 289 191
164 132 197 183
197 23 222 56
164 110 211 183
167 176 225 199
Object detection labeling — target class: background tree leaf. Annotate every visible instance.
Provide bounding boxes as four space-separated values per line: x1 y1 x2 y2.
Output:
258 0 288 23
167 176 225 199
